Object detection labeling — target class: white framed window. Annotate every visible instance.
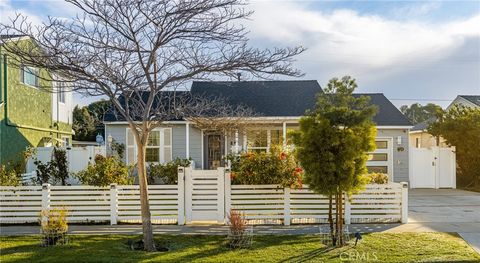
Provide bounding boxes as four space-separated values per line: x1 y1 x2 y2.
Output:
58 82 66 103
61 136 70 147
246 128 283 153
366 138 393 180
21 66 39 87
126 128 172 164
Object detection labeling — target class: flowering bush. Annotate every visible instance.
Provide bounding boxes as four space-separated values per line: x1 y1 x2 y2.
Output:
0 165 21 186
227 146 303 188
39 207 68 246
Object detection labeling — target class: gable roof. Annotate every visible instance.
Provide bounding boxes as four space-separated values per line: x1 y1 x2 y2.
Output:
105 80 411 127
191 80 322 117
459 95 480 106
191 81 411 126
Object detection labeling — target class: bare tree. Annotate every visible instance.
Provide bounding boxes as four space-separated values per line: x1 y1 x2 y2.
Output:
0 0 304 251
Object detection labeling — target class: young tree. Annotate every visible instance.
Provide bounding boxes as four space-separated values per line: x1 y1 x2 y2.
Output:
399 103 442 125
0 0 304 251
292 76 377 247
428 106 480 189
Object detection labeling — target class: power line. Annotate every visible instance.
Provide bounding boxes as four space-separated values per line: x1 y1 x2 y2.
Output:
388 98 453 101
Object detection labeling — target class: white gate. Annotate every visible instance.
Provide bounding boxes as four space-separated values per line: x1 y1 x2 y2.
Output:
184 167 225 224
410 146 456 189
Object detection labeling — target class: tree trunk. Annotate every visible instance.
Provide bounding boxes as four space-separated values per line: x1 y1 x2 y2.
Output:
338 192 344 246
136 142 156 252
333 193 340 246
328 195 334 244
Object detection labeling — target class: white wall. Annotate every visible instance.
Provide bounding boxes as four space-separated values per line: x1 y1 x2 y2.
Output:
51 81 73 125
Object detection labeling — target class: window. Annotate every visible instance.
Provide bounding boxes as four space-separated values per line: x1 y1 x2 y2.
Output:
415 138 420 148
367 166 388 174
21 66 38 87
368 153 388 161
58 82 66 103
146 130 161 162
126 128 172 164
375 141 388 149
247 130 268 153
367 139 391 177
61 136 70 147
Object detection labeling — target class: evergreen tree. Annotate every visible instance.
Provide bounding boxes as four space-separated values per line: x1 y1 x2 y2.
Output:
292 76 377 246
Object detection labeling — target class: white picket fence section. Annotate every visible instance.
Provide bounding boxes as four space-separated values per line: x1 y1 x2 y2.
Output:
0 168 408 225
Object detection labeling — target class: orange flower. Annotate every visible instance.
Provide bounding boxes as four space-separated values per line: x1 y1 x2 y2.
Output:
295 167 303 173
279 152 287 160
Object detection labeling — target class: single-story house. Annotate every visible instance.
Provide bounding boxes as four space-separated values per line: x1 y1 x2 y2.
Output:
104 80 412 183
409 95 479 149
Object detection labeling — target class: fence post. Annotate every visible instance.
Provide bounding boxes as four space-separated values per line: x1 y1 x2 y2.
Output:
224 167 231 224
110 184 118 225
185 167 192 224
41 183 51 223
41 183 51 210
177 167 185 225
344 193 351 224
284 187 291 226
217 167 225 223
401 182 409 223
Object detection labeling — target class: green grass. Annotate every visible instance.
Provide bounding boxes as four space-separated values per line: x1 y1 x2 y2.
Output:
1 233 479 262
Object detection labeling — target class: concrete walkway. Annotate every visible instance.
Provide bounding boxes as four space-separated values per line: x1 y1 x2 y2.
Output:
408 188 480 254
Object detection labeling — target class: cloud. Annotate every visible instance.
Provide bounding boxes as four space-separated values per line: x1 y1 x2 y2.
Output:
0 0 43 25
247 1 480 106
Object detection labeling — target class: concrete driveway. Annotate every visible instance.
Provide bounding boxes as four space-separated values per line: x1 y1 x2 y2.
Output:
408 189 480 254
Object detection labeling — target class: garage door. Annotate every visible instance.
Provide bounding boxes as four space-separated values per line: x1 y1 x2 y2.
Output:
366 138 393 181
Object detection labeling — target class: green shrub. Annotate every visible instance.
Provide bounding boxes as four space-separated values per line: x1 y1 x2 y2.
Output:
364 173 389 184
148 158 191 184
39 207 68 246
34 147 69 185
228 146 303 188
0 165 21 186
75 155 133 186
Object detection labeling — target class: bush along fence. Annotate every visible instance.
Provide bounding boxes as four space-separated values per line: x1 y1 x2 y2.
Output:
0 167 408 225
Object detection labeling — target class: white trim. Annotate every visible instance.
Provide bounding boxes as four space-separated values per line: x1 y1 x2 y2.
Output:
201 130 204 169
367 137 394 181
376 126 413 130
282 122 287 148
186 123 190 159
409 130 426 134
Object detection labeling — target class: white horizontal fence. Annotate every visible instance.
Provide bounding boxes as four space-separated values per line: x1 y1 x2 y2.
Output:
0 169 408 225
225 181 408 225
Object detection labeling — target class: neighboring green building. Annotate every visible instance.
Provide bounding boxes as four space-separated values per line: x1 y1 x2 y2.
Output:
0 35 73 167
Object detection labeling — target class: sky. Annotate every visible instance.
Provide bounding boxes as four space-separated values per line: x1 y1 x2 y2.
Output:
1 0 479 108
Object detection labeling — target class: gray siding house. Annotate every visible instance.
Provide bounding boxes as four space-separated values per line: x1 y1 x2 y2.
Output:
104 80 412 183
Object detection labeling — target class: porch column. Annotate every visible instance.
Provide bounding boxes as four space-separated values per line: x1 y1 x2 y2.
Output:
234 130 239 154
186 122 190 159
282 122 287 148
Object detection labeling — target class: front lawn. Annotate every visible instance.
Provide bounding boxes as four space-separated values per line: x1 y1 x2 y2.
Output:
1 233 478 262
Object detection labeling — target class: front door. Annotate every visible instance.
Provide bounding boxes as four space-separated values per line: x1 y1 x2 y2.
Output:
205 134 224 170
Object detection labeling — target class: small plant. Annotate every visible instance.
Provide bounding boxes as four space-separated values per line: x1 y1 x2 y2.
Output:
34 147 69 185
227 210 252 249
365 173 389 184
39 207 68 246
0 165 21 186
75 155 133 186
148 158 191 184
